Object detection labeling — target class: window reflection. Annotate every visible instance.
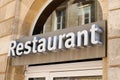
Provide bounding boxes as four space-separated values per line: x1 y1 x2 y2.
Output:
42 0 102 33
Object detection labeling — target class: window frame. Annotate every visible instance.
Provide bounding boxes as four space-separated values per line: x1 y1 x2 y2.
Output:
78 4 92 25
25 61 103 80
54 7 66 31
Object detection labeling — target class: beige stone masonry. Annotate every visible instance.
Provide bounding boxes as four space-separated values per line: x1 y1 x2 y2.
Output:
0 54 8 80
18 0 34 36
0 35 12 54
109 0 120 10
0 74 5 80
0 0 15 8
108 9 120 38
108 38 120 66
0 0 15 22
0 18 14 38
108 67 120 80
0 55 7 73
99 0 108 20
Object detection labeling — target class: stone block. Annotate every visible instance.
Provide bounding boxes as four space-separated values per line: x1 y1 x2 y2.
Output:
0 0 15 21
0 6 6 21
18 0 47 36
108 38 120 65
0 74 5 80
0 35 12 54
17 0 35 36
0 18 14 37
5 1 15 19
0 0 14 7
109 0 120 10
98 0 108 19
108 9 120 38
108 67 120 80
0 55 7 73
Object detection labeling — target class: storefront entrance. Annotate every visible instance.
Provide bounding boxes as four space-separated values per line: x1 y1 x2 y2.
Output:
25 61 102 80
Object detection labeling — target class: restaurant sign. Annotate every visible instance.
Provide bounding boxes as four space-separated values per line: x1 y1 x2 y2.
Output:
9 21 106 65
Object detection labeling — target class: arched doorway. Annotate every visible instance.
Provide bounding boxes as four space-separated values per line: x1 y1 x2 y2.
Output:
25 0 104 80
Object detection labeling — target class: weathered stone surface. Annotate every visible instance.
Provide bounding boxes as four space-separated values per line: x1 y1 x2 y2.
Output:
0 74 5 80
98 0 108 20
18 0 48 36
5 1 15 19
109 0 120 10
0 18 13 37
0 0 14 7
108 38 120 65
108 9 120 38
0 0 15 21
0 35 12 54
0 6 6 21
108 67 120 80
0 55 7 72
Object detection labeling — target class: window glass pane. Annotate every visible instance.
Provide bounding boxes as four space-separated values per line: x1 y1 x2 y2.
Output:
85 13 89 18
84 6 90 14
62 22 65 29
43 0 102 33
29 78 45 80
57 17 61 23
54 76 102 80
85 19 89 24
56 8 66 30
57 24 61 29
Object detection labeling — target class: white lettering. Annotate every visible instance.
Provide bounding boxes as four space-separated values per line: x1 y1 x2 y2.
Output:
90 24 103 45
24 41 32 55
38 38 46 52
8 24 104 56
77 30 89 47
47 36 57 51
58 34 66 49
32 37 38 53
16 43 24 56
65 32 76 48
8 41 17 56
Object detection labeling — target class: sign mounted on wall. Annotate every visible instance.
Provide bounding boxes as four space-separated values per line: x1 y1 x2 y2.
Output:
10 21 106 65
9 24 103 57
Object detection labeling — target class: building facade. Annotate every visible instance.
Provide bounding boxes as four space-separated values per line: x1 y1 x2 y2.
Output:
0 0 120 80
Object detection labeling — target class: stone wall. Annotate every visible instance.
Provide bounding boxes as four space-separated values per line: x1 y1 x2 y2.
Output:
0 0 48 80
108 0 120 80
0 0 120 80
0 0 15 80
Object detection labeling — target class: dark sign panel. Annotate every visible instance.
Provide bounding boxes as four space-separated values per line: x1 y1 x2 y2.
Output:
12 21 107 65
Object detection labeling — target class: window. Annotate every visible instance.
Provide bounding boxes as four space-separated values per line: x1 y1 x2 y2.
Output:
41 0 102 33
26 61 103 80
56 8 66 30
78 4 91 25
78 0 95 25
29 78 45 80
54 76 102 80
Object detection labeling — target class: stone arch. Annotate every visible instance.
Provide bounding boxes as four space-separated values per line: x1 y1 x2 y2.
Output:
20 0 107 36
